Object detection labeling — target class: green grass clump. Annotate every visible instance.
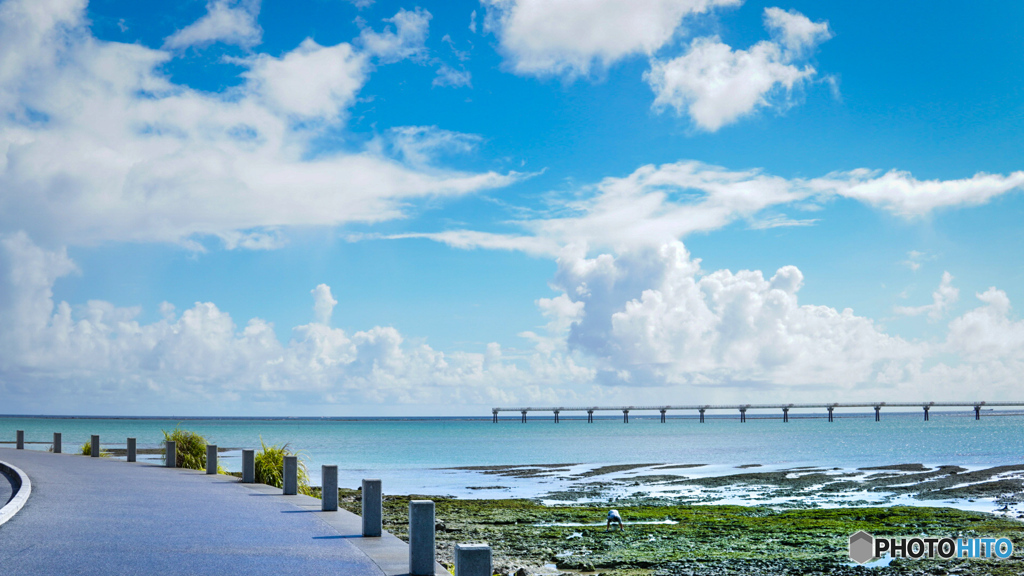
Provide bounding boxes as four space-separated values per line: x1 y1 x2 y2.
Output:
254 437 313 495
79 441 110 457
161 426 209 470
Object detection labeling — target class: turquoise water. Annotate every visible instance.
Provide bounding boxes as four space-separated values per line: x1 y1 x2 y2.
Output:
3 411 1022 493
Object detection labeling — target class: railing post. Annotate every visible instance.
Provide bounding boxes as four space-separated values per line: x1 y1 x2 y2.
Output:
165 440 176 467
127 438 136 462
91 435 100 458
455 543 492 576
16 430 24 450
53 432 62 454
241 449 255 483
283 455 298 495
362 479 382 536
322 466 338 511
206 445 218 474
409 500 436 576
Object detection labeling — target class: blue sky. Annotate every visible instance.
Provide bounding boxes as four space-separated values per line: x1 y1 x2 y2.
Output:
1 0 1023 415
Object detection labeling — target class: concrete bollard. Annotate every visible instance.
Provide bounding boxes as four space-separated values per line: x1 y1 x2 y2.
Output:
91 435 100 458
241 449 255 483
16 430 24 450
53 432 62 454
409 500 435 576
127 438 136 462
455 544 492 576
362 479 382 537
322 465 338 511
206 445 217 475
165 440 176 468
283 455 297 495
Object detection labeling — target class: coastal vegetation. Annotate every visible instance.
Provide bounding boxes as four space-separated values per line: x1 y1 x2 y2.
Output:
326 489 1024 576
78 441 110 457
254 437 313 496
161 426 209 470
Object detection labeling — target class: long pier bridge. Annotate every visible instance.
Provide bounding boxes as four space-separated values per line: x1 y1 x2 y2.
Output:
491 402 1024 423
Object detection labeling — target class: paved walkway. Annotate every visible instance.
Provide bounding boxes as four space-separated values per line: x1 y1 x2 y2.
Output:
0 448 446 576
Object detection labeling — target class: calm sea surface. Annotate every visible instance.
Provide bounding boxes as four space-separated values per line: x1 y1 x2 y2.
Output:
3 411 1022 494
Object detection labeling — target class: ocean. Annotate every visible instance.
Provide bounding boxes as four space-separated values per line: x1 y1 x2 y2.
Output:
2 410 1022 500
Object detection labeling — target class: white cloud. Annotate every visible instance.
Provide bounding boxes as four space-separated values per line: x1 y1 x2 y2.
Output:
894 271 959 321
945 288 1024 362
402 161 1024 256
163 0 262 50
0 0 517 249
244 38 367 120
379 125 483 167
312 284 337 325
357 8 431 64
0 233 594 412
763 7 832 59
433 63 472 88
547 242 924 388
645 8 830 131
483 0 741 77
826 169 1024 217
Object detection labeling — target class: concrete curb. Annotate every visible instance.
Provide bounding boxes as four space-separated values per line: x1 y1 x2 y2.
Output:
0 459 32 526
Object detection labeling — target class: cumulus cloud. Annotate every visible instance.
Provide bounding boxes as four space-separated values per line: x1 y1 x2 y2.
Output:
646 8 831 131
312 284 337 325
482 0 741 77
243 39 367 120
0 233 594 412
401 161 1024 256
547 242 923 388
894 271 959 321
163 0 263 50
357 8 431 64
0 0 516 249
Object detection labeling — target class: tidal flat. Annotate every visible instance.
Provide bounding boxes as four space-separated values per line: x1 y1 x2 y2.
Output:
312 461 1024 576
329 491 1024 575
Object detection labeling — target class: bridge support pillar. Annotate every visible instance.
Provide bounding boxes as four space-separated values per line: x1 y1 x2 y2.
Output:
587 410 594 423
923 407 930 421
974 406 981 420
554 410 560 423
492 410 498 423
521 410 527 423
782 408 789 423
827 407 834 422
699 409 705 423
874 406 881 422
660 409 667 423
623 410 629 423
739 408 746 423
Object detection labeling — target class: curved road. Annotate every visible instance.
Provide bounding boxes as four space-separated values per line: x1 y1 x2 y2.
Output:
0 448 439 576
